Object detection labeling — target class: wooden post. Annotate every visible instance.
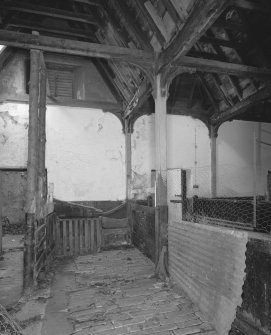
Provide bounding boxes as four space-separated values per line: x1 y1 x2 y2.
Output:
125 119 132 201
210 125 218 198
37 53 47 218
154 74 168 273
24 47 40 290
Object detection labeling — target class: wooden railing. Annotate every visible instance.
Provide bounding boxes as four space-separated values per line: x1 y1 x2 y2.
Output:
34 212 56 283
56 217 102 256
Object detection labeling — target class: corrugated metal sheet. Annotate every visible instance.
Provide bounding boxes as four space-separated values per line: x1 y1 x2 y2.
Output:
168 220 248 335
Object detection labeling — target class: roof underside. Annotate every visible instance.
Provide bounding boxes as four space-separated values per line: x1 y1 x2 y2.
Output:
1 0 271 127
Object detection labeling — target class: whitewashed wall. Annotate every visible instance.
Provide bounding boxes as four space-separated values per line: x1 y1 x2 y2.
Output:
132 114 271 199
0 102 125 201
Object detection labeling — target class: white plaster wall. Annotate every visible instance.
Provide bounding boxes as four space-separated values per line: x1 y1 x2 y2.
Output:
218 120 271 197
132 115 271 199
46 107 125 201
0 103 28 167
132 114 210 199
0 102 125 201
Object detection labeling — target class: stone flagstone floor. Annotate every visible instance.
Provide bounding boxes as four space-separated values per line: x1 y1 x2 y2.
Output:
41 248 217 335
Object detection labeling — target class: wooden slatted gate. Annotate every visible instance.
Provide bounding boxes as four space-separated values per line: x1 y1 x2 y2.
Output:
56 218 102 256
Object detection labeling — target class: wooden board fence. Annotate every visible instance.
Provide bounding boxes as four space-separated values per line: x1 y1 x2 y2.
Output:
56 217 102 256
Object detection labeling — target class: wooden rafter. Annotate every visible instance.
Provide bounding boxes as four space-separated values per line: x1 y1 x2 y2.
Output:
0 30 154 65
2 1 97 25
159 0 228 68
198 73 219 112
92 58 126 103
110 0 151 51
0 46 14 71
211 86 271 124
133 0 165 46
124 79 152 118
174 56 271 78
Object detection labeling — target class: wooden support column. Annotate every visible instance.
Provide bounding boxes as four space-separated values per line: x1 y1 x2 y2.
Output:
125 119 132 201
24 47 41 290
37 54 47 219
210 125 218 198
154 74 168 278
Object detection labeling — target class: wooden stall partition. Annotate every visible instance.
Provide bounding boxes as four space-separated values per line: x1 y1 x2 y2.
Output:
56 218 102 256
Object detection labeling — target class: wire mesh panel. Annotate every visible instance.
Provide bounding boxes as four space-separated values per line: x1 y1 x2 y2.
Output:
0 304 23 335
181 164 271 233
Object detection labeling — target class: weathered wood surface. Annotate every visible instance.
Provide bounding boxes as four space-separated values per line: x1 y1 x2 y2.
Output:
159 0 228 67
24 47 40 290
33 212 56 284
56 218 101 256
0 30 154 65
211 86 271 124
45 248 217 335
174 56 271 78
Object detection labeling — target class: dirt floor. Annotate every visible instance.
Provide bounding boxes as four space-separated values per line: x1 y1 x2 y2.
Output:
37 248 217 335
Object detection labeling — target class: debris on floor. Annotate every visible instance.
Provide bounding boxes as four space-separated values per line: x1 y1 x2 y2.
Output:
41 249 217 335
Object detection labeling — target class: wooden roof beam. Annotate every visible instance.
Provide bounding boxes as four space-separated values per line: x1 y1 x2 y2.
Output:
174 56 271 78
0 30 154 65
159 0 228 68
133 0 165 46
2 1 97 25
211 86 271 124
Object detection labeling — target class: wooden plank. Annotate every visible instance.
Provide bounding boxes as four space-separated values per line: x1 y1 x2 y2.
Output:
85 219 90 253
69 220 73 256
211 86 271 124
63 220 67 256
90 219 95 253
79 219 84 255
0 30 154 65
159 0 228 67
3 1 97 25
74 219 79 256
56 220 61 255
97 218 102 252
173 56 271 78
